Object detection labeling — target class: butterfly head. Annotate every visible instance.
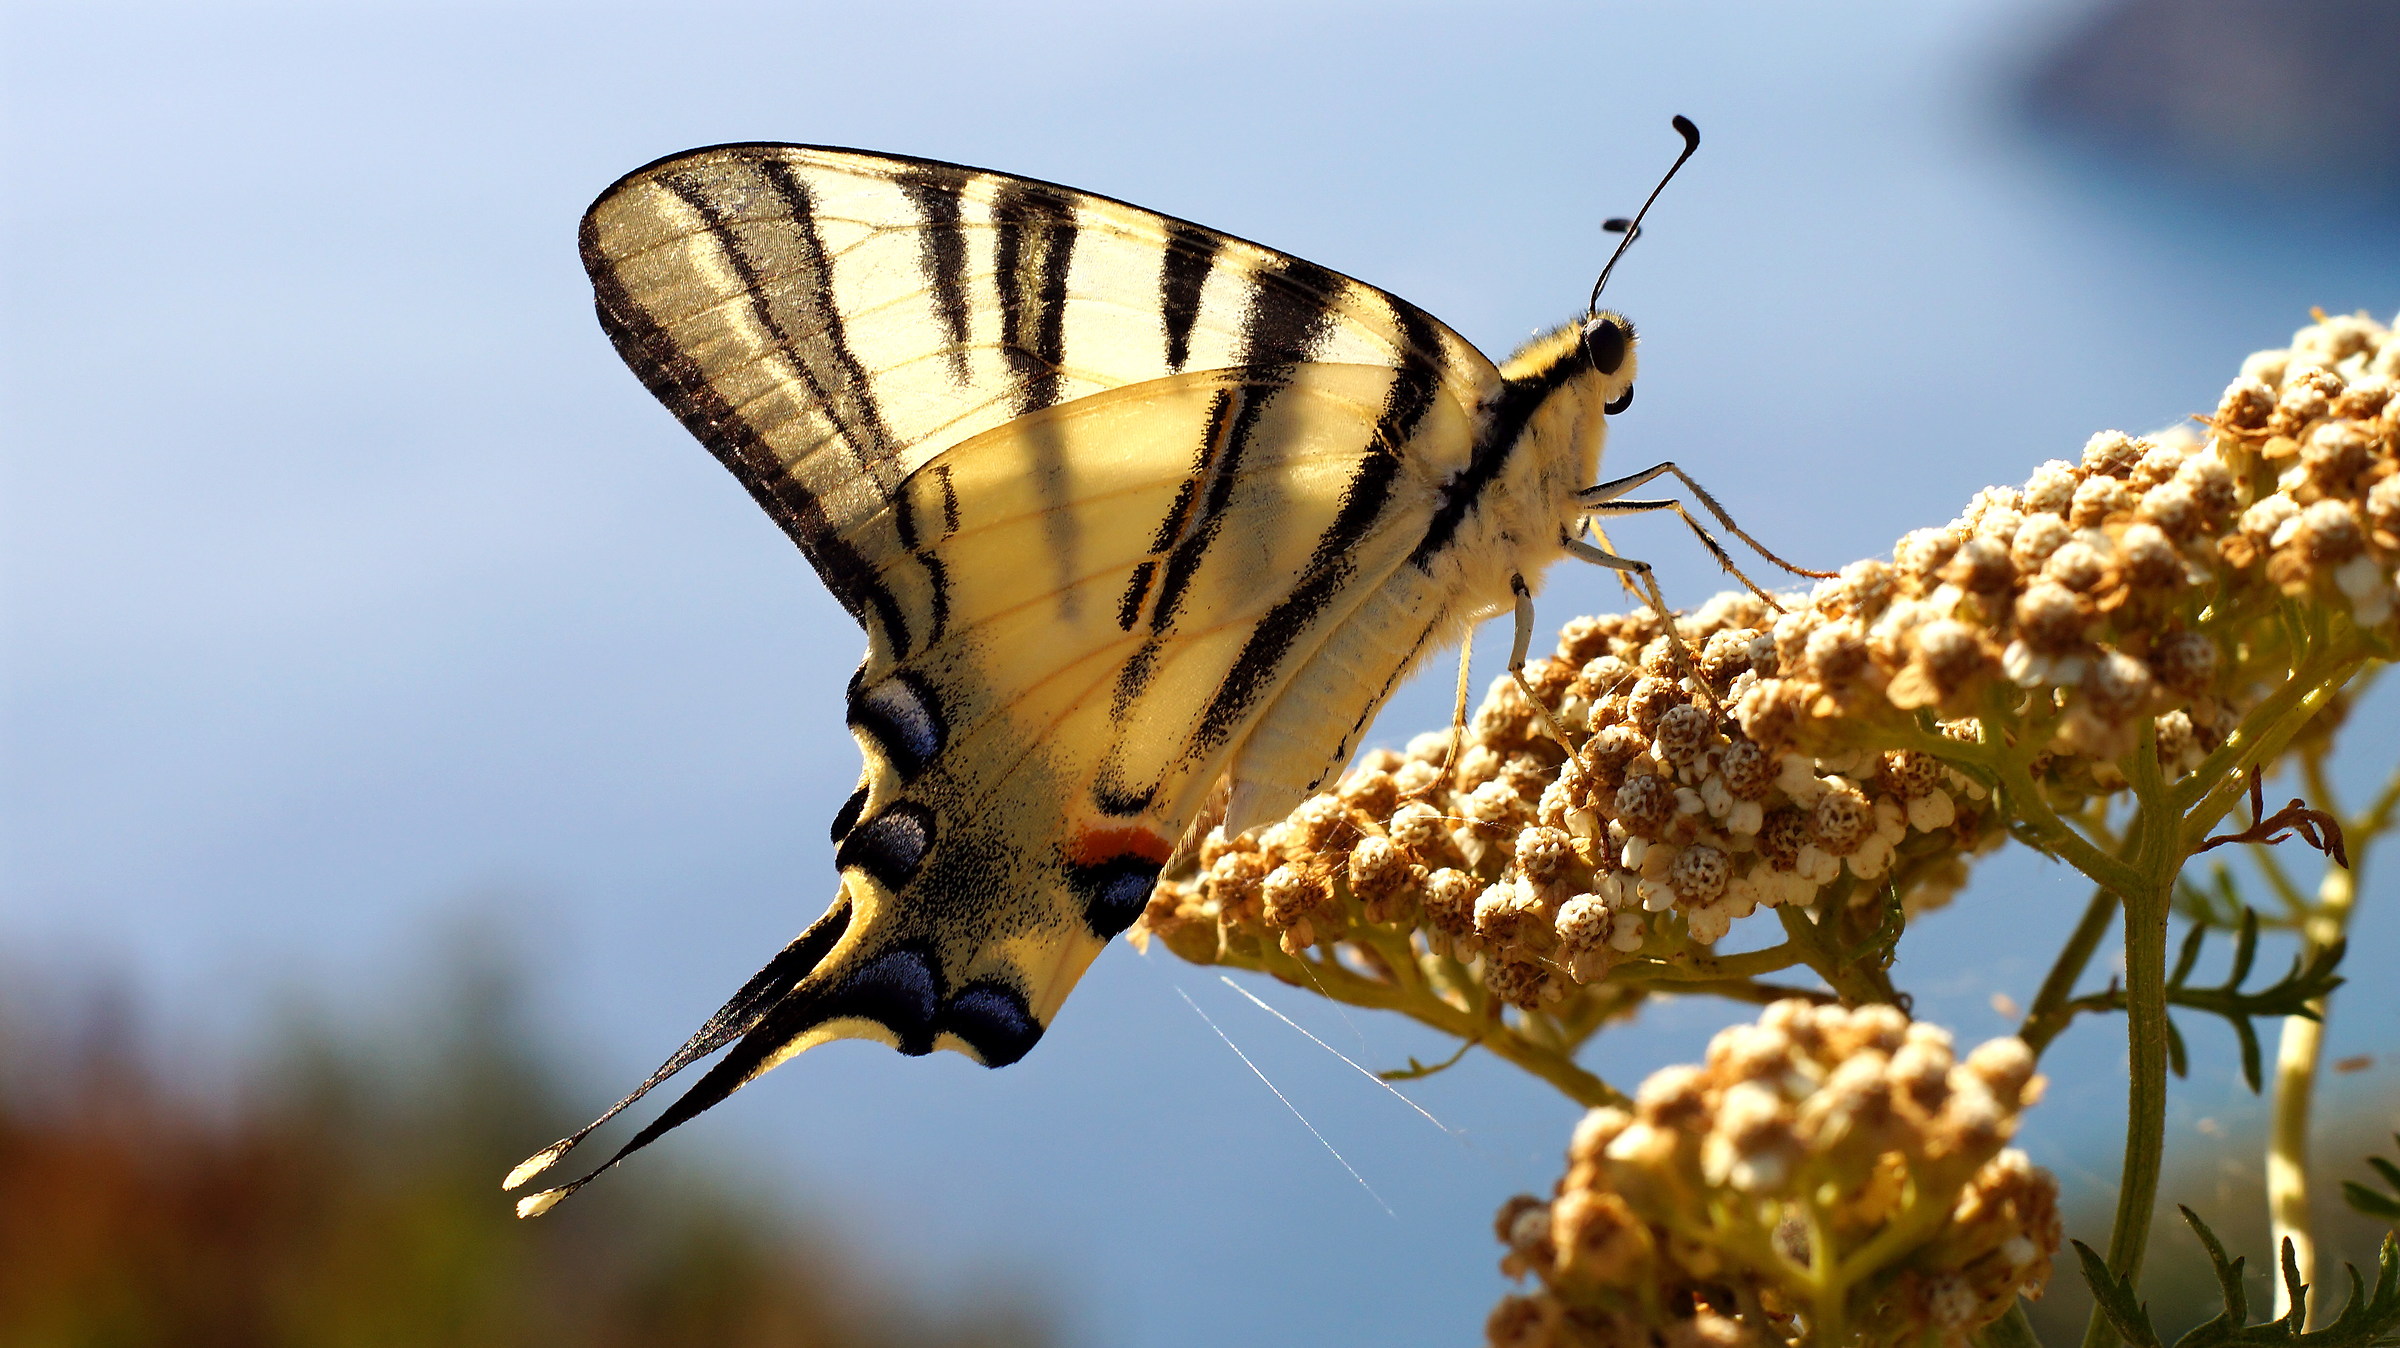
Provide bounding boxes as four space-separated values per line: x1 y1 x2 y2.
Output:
1580 310 1636 413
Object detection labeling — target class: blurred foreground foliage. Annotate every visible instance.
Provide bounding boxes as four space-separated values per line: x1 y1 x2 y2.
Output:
0 943 1049 1348
2027 1111 2400 1348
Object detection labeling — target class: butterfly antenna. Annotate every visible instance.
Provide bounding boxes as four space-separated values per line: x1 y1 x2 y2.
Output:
1587 114 1701 316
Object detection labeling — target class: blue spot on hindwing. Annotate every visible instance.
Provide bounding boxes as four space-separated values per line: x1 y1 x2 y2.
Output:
833 946 942 1054
835 802 933 889
1068 854 1164 939
847 669 946 781
943 981 1043 1066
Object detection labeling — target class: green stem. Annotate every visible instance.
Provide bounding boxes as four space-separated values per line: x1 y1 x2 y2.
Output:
2018 884 2120 1056
2080 723 2177 1348
1774 905 1893 1006
1611 941 1810 984
1996 750 2145 896
2080 861 2173 1348
2173 658 2365 843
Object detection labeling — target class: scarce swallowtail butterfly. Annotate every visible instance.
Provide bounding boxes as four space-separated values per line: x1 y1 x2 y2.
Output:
511 116 1803 1215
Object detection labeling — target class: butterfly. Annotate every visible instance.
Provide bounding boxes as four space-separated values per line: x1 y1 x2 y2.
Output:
508 117 1775 1216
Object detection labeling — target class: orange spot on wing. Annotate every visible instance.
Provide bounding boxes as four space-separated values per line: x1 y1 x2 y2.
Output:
1069 825 1173 867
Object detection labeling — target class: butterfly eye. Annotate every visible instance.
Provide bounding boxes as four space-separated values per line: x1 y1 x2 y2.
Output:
1582 316 1629 375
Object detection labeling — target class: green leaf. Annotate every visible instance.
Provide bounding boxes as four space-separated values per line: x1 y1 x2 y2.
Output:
2085 912 2344 1090
2345 1139 2400 1226
2342 1182 2400 1224
2075 1238 2166 1348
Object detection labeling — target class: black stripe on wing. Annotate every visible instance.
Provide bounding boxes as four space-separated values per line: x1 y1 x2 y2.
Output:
1159 222 1219 373
746 158 904 482
582 215 914 655
894 164 976 383
1194 308 1448 751
991 181 1079 416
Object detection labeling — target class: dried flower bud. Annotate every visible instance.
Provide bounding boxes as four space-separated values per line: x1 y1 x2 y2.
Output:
2014 582 2086 650
1669 843 1730 904
2302 421 2372 488
2042 538 2111 593
1422 868 1479 941
1627 676 1687 734
2082 650 2155 720
2216 376 2274 430
1718 739 1774 799
1912 620 1986 691
2019 461 2079 514
2333 377 2393 420
1757 807 1809 871
2132 443 2187 489
2016 515 2075 572
1581 723 1649 791
1654 702 1714 767
1262 864 1323 930
2117 523 2183 590
1806 620 1870 683
1615 773 1676 837
2080 431 2142 478
1486 957 1551 1010
1880 750 1944 799
2274 367 2342 433
1348 835 1407 903
2367 477 2400 540
1698 629 1754 690
2298 498 2365 564
1944 536 2016 594
1515 826 1573 886
1896 526 1964 578
2176 456 2237 516
1812 783 1873 854
2070 475 2134 527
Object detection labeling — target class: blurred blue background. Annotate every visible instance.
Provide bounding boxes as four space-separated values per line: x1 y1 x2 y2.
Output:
5 2 2397 1343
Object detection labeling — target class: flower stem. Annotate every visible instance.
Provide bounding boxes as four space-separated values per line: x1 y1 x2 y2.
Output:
2079 721 2177 1348
2018 884 2119 1056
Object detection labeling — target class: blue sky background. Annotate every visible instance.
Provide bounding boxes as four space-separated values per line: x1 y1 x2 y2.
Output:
5 2 2398 1344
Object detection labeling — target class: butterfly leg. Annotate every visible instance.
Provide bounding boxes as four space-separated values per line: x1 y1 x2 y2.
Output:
1579 460 1835 602
1560 534 1707 699
1584 493 1796 610
1508 572 1581 752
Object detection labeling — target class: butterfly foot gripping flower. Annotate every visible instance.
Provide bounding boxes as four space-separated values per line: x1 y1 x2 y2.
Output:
1488 1001 2060 1348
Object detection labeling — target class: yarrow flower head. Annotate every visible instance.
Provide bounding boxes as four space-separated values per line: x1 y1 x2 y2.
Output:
1487 1001 2059 1348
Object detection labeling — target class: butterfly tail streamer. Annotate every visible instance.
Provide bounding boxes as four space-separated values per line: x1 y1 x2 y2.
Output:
513 972 853 1217
504 902 855 1202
